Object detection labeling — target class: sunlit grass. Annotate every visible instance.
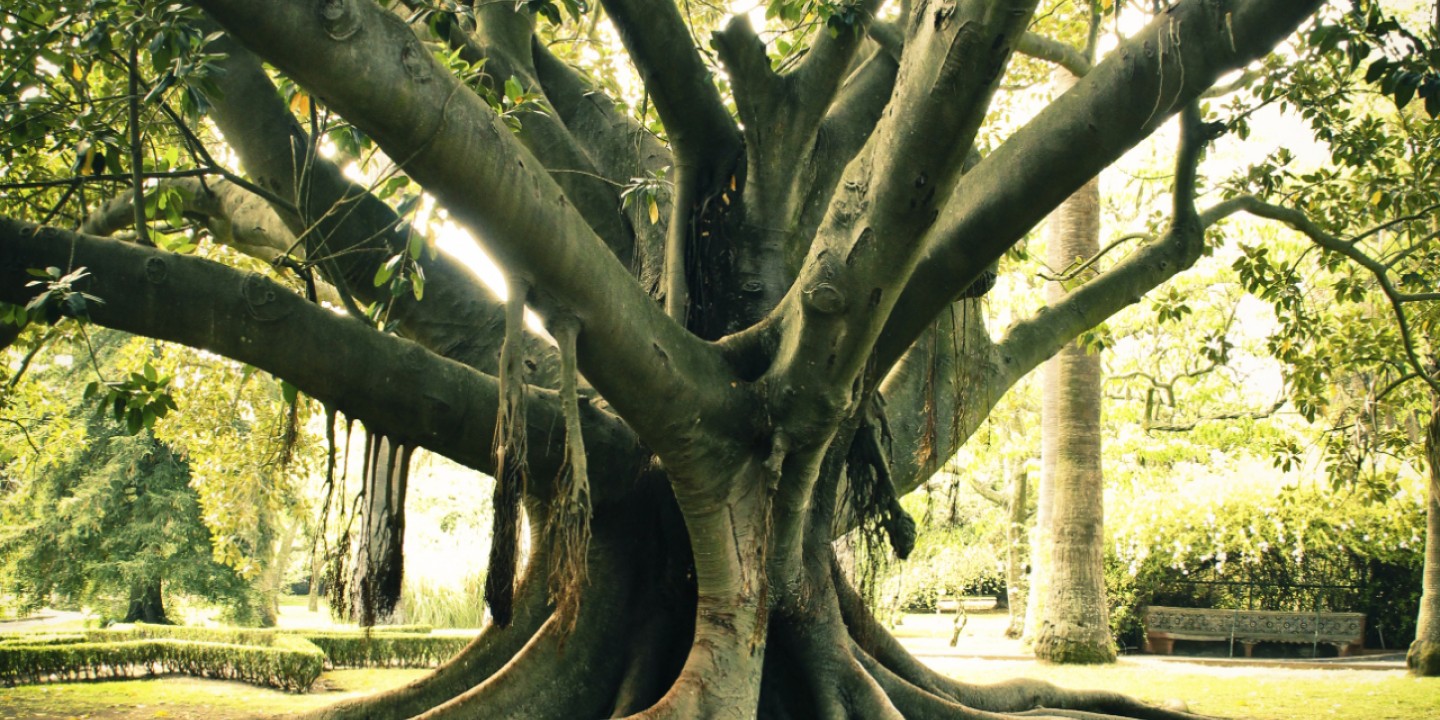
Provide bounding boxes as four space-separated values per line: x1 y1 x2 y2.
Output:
943 659 1439 720
0 668 428 719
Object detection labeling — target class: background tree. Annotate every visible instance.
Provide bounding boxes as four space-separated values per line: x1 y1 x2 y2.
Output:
0 332 271 624
0 0 1333 717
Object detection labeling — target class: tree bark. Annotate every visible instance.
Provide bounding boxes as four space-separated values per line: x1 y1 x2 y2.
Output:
349 437 410 625
1029 69 1115 663
123 580 168 625
1006 465 1030 639
257 516 301 627
1409 396 1440 676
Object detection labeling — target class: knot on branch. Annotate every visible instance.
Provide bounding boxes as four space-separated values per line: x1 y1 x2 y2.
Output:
803 282 847 315
241 272 293 322
401 39 432 83
143 257 168 285
319 0 361 41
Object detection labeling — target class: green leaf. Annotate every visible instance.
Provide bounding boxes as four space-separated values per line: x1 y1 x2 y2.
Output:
280 380 299 406
373 255 401 287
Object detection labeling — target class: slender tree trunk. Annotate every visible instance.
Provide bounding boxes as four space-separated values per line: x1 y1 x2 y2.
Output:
1409 396 1440 676
123 580 168 624
1022 454 1053 645
257 516 301 627
1005 465 1030 639
1029 67 1115 663
307 543 323 613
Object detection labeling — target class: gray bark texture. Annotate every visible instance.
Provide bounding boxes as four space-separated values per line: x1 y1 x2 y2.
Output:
1028 79 1115 661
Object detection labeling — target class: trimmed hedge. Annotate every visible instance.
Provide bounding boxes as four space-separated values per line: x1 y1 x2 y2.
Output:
0 633 89 647
101 623 278 646
0 635 324 691
0 623 471 690
300 632 471 668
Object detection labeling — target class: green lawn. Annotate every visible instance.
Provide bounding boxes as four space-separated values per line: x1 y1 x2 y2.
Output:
0 668 428 719
0 661 1434 719
940 659 1438 720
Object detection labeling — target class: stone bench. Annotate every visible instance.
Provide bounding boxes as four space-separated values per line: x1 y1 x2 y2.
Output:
936 596 997 613
1143 606 1365 657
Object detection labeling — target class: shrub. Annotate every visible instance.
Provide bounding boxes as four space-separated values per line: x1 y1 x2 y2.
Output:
399 572 487 629
0 635 324 691
1106 481 1425 651
0 622 468 689
299 632 472 668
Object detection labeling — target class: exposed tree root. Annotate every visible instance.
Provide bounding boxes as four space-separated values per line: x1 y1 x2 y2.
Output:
302 540 555 720
304 511 1219 720
833 556 1218 720
415 569 634 720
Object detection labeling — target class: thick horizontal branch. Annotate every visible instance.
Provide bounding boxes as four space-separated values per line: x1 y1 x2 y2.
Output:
0 219 645 501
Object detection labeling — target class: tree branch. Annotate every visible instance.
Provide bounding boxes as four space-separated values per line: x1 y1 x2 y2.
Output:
764 0 1040 439
1144 399 1285 432
195 0 744 462
1228 195 1440 396
199 32 558 382
414 2 638 265
993 106 1234 392
1015 32 1092 77
595 0 740 171
879 0 1325 373
0 218 645 500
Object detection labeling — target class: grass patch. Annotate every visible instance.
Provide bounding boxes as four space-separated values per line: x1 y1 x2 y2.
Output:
0 668 428 719
942 658 1440 720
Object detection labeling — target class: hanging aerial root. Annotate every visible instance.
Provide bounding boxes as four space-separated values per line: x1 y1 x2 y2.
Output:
279 387 301 468
546 314 592 635
486 277 531 628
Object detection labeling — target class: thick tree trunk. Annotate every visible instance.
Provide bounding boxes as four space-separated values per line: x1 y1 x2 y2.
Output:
1029 68 1115 662
122 580 168 625
1409 398 1440 676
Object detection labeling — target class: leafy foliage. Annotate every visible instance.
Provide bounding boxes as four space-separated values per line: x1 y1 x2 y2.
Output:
1107 479 1425 651
0 423 263 623
0 633 325 691
0 622 469 691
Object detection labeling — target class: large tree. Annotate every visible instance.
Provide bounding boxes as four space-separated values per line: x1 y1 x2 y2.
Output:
0 0 1334 717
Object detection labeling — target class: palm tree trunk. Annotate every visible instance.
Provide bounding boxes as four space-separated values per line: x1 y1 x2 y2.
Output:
1028 67 1115 663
